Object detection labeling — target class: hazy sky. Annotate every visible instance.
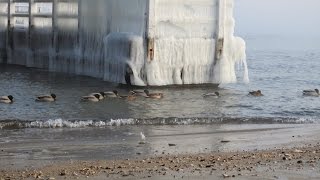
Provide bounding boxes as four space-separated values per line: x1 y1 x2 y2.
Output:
234 0 320 37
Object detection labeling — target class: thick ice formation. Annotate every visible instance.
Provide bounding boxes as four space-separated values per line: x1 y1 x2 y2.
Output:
103 33 146 86
213 0 249 84
1 0 248 86
149 0 248 85
103 0 248 86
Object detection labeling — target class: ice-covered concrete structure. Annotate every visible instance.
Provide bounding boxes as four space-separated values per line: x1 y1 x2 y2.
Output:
0 0 248 86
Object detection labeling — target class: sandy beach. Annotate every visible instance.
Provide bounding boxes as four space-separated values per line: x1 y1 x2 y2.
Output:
1 124 320 179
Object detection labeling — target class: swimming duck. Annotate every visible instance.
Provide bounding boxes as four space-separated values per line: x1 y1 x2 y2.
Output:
202 92 220 98
303 89 319 97
0 95 14 104
118 91 137 101
104 90 119 98
81 94 101 102
36 94 56 102
89 92 106 100
130 90 147 97
144 90 164 99
248 90 263 97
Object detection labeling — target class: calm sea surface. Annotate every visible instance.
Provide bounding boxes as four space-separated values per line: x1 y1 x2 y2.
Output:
0 36 319 128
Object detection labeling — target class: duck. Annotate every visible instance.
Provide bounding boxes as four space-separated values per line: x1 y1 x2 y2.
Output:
248 90 263 97
118 91 137 101
130 90 147 97
81 94 101 102
35 94 56 102
303 89 319 97
203 92 220 98
144 90 164 99
0 95 14 104
89 92 106 100
104 90 119 98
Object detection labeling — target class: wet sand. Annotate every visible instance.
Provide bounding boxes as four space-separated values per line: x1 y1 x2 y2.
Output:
1 124 320 179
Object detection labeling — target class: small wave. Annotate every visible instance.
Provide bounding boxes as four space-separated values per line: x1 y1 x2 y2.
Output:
0 117 317 129
27 118 137 128
225 105 253 108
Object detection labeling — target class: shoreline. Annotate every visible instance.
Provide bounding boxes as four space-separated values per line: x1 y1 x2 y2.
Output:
1 143 320 179
1 124 320 179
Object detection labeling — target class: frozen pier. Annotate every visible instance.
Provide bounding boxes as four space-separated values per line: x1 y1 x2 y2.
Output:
0 0 248 86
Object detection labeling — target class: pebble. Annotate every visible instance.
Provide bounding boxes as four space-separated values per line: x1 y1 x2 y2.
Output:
122 173 129 177
222 174 230 178
161 167 169 171
293 149 304 153
2 144 320 179
60 170 67 176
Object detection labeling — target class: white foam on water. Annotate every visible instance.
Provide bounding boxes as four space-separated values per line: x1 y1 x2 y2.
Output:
28 119 92 128
0 116 318 129
286 117 317 124
107 118 136 126
25 118 137 128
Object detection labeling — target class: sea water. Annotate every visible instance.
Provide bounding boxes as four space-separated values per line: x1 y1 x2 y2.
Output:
0 35 319 128
0 35 319 167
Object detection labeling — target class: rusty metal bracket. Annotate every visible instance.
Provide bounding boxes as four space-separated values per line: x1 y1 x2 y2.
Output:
214 38 224 65
147 38 154 61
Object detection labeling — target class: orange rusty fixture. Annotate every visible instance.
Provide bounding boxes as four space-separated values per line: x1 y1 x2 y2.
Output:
148 38 154 61
214 38 224 65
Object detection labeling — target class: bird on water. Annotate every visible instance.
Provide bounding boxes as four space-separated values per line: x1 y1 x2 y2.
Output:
89 92 106 100
303 89 319 97
144 90 164 99
35 94 57 102
81 94 101 102
202 92 220 98
130 90 147 97
248 90 263 97
118 91 137 101
0 95 14 104
104 90 119 98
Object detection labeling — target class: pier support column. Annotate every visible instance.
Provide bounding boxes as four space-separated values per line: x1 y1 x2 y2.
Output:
146 0 155 62
6 0 12 64
52 0 57 52
2 0 11 64
76 0 82 75
214 0 226 65
26 0 34 67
